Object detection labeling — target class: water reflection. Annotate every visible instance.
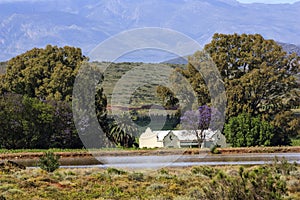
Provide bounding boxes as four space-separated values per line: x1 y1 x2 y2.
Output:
14 153 300 169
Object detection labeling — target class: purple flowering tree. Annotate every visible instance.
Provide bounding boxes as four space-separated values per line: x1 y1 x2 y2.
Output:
181 105 221 148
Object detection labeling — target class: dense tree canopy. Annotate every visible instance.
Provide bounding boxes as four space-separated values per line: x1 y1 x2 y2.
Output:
175 33 299 146
203 33 300 145
205 33 299 117
0 45 111 149
224 113 275 147
205 33 299 80
0 33 299 149
0 93 51 149
1 45 87 101
0 93 83 149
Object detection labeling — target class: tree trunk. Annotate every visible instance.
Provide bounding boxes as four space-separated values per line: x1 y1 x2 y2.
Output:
196 130 204 149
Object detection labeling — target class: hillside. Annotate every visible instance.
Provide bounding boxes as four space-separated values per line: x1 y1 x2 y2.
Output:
93 62 185 108
279 42 300 56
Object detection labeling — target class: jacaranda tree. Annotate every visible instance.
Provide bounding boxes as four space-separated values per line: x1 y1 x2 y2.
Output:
181 105 221 148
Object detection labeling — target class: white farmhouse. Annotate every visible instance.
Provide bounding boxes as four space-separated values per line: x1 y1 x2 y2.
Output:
139 127 227 148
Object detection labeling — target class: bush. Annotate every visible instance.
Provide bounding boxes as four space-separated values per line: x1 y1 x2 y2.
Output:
107 167 126 175
128 172 144 181
224 113 275 147
147 183 165 191
201 162 293 200
191 166 220 178
272 157 297 175
38 151 60 172
210 145 220 154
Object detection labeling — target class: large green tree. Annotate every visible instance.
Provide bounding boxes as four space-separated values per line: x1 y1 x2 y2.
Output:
0 46 112 149
171 50 226 116
2 45 87 101
204 33 300 145
175 33 299 146
204 33 299 117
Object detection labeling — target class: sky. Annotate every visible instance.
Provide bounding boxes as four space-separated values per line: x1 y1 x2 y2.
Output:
0 0 299 4
237 0 299 3
0 0 299 3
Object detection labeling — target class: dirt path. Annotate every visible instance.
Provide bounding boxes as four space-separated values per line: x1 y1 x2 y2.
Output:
1 146 300 160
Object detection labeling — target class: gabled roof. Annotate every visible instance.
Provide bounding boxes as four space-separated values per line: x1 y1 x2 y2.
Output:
152 129 219 142
153 130 170 141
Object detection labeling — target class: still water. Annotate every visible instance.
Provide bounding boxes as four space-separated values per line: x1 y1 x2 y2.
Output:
61 153 300 169
18 153 300 169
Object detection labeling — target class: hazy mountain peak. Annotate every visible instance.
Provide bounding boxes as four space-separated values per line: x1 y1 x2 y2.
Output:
0 0 299 61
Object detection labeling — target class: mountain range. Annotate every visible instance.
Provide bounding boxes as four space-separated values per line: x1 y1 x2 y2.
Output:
0 0 300 62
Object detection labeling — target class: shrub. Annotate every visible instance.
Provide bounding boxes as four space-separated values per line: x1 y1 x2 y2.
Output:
210 145 220 154
272 157 297 175
128 172 144 181
201 163 291 200
191 166 220 178
159 168 169 175
147 183 165 191
224 113 275 147
38 151 60 172
107 167 126 175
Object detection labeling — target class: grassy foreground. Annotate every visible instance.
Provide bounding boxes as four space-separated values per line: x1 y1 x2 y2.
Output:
0 161 299 200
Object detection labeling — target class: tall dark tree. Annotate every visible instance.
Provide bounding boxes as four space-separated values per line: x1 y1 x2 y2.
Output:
204 33 300 145
0 93 54 149
172 56 210 109
72 63 112 148
47 100 83 148
171 50 226 116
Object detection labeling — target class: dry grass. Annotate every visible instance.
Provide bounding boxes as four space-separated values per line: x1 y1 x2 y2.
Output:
0 163 299 200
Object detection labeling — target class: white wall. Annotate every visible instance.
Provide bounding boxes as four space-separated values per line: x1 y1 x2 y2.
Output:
139 128 164 148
